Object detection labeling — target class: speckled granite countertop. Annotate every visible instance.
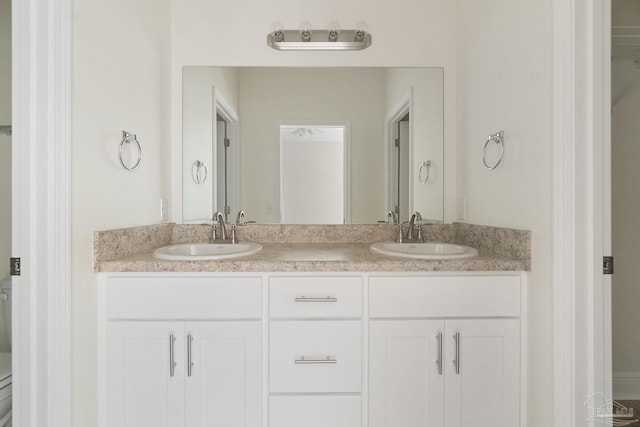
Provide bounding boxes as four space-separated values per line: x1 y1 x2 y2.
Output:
94 223 531 273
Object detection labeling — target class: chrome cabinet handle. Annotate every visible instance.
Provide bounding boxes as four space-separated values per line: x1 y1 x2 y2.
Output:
453 332 460 374
187 334 193 377
436 332 443 375
169 333 177 377
294 296 338 303
294 356 337 364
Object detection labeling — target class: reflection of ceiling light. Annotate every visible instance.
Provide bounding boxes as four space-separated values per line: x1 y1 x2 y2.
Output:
291 128 313 137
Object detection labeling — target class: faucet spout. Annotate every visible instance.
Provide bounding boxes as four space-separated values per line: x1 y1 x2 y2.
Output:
405 211 423 241
212 211 227 241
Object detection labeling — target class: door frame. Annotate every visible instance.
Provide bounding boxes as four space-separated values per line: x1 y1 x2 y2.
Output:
553 0 612 425
13 0 71 425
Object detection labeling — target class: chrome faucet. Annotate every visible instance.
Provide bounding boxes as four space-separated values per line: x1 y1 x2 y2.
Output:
236 210 246 225
212 211 227 241
405 211 423 242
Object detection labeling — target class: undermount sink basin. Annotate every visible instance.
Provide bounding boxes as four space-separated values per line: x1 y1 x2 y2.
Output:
369 242 479 260
152 242 262 261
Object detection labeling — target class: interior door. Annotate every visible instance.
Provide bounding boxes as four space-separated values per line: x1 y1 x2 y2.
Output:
279 125 346 224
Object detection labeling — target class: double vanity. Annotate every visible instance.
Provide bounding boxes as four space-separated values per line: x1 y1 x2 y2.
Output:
95 222 529 427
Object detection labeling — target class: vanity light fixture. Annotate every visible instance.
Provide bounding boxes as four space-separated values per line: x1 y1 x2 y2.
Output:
267 21 372 51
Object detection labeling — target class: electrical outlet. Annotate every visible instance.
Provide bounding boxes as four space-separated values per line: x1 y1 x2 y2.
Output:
159 198 168 221
456 197 466 220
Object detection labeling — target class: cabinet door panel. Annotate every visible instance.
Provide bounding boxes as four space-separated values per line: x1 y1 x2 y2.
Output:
445 319 520 427
107 322 184 427
185 322 262 427
369 320 445 427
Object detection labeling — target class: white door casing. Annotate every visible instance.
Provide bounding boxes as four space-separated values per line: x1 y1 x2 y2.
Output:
12 0 71 426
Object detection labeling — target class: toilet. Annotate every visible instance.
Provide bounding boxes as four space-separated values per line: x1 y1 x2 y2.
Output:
0 277 12 426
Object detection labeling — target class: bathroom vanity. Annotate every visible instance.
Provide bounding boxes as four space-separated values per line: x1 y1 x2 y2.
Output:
95 223 529 427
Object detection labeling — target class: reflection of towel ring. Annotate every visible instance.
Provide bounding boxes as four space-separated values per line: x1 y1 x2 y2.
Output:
119 131 142 170
419 160 432 184
192 160 208 184
482 131 505 170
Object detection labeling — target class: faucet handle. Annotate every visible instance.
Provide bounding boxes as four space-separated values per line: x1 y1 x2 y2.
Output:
231 224 237 244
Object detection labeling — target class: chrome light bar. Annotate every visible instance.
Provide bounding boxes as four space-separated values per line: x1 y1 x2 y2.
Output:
267 29 372 51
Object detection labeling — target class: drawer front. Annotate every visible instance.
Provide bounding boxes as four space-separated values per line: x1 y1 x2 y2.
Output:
369 275 521 318
269 321 362 393
269 276 362 318
105 276 262 320
269 396 361 427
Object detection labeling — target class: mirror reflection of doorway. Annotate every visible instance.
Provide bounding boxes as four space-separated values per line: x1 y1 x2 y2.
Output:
215 113 237 222
392 113 410 224
387 93 411 225
279 125 348 224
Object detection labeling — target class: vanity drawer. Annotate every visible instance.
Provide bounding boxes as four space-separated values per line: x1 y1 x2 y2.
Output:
269 321 362 393
269 276 362 318
269 395 361 427
105 276 262 320
369 275 521 318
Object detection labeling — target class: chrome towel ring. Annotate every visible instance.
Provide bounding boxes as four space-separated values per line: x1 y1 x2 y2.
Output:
119 130 142 171
419 160 432 184
192 160 208 184
482 131 504 170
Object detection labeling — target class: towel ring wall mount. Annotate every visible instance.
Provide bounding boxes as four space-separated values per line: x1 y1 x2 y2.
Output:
119 130 142 171
419 160 432 184
192 160 208 184
482 131 505 170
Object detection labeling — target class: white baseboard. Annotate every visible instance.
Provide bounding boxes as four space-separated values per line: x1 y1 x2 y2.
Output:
613 372 640 400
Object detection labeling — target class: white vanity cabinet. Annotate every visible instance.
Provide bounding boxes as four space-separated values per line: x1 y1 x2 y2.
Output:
100 276 263 427
368 275 522 427
99 271 525 427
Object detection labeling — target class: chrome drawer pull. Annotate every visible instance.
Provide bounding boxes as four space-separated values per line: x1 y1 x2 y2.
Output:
453 332 461 375
294 356 337 364
169 333 177 377
294 296 338 303
436 332 443 375
187 334 193 377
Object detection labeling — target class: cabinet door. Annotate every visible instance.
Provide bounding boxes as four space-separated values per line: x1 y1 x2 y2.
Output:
369 320 445 427
184 321 262 427
107 321 185 427
444 319 520 427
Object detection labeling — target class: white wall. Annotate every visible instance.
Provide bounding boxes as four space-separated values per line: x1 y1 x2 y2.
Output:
71 0 171 425
0 0 10 353
456 0 553 425
237 67 386 223
171 0 458 223
182 67 239 222
68 0 561 424
385 68 444 222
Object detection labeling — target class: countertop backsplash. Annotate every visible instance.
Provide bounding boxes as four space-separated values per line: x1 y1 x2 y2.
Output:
93 222 531 272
